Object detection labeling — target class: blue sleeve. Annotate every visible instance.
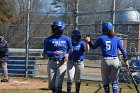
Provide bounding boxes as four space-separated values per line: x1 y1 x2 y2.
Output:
66 37 73 51
117 38 127 58
90 38 101 50
43 38 55 56
81 41 86 51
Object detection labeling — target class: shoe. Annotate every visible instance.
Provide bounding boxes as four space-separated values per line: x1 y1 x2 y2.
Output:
1 79 9 82
52 90 55 93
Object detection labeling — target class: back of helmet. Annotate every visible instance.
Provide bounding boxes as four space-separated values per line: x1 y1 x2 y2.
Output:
102 22 115 37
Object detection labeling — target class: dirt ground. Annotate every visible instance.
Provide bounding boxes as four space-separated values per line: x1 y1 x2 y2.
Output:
0 77 48 89
0 60 100 89
0 59 101 90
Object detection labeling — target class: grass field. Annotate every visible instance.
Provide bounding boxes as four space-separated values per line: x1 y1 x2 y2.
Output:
0 77 139 93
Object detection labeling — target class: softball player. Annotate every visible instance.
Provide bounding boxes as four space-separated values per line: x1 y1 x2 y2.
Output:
0 34 9 82
43 20 72 93
67 30 89 93
85 22 129 93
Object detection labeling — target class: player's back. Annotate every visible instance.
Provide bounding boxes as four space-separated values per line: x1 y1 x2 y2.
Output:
99 35 120 57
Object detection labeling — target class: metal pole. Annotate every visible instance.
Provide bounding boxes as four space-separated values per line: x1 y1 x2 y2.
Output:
74 0 79 30
25 0 31 78
112 0 116 31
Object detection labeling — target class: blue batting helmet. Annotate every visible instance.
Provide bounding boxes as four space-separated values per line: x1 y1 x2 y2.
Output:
72 30 81 36
52 20 65 31
102 22 113 32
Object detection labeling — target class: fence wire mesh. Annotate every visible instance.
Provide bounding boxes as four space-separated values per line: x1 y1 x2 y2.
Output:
0 0 140 84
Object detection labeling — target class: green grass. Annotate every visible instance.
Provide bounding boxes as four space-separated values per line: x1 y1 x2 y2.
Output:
0 79 139 93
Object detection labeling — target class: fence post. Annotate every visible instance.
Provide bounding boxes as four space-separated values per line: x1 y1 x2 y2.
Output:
74 0 79 30
112 0 116 31
25 0 31 78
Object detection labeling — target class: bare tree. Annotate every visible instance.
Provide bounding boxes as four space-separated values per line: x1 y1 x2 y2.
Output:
0 0 14 24
3 0 43 24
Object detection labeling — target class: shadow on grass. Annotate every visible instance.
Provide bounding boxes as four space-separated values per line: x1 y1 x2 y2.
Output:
39 89 71 93
39 88 50 90
94 84 102 93
62 91 75 93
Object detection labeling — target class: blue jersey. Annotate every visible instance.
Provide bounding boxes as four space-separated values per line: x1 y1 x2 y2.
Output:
90 35 127 58
43 35 72 59
69 41 86 61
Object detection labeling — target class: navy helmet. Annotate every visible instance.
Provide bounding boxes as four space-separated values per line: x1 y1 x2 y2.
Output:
71 30 81 42
52 20 65 31
102 22 113 32
72 30 81 36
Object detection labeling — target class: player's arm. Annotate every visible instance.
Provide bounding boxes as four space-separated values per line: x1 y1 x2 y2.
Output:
64 37 73 61
84 42 90 51
66 37 73 54
0 38 9 57
85 36 100 50
117 38 129 67
43 38 55 56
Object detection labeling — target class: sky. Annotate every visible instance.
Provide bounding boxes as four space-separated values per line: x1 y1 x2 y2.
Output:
40 0 65 13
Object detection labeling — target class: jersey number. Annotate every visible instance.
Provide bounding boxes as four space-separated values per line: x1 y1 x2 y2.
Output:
105 41 111 50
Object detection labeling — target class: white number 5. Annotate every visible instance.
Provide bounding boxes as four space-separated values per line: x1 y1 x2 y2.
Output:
106 41 111 50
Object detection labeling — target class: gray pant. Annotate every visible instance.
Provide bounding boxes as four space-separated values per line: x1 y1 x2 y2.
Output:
101 57 120 85
0 60 8 79
67 60 84 83
47 59 67 91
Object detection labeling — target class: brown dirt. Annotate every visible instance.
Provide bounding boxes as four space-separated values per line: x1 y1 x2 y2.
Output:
0 77 48 89
0 59 101 89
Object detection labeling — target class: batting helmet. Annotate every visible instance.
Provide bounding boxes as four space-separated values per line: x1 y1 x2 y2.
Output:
71 30 81 42
52 20 65 31
72 30 81 36
102 22 113 32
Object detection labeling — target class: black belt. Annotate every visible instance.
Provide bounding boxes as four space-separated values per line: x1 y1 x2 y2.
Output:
70 60 83 62
49 57 64 61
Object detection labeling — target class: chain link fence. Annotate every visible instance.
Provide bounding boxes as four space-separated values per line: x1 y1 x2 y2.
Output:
0 0 140 81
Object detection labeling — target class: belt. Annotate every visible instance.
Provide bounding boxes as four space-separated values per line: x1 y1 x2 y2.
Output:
70 60 83 62
49 58 64 61
103 57 118 59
